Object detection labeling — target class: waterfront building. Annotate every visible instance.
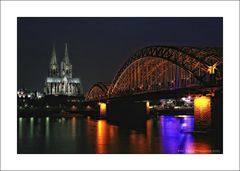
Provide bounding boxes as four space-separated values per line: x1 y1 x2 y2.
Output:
44 43 83 96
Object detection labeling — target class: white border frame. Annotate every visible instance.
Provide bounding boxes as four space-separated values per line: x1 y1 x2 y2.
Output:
1 1 239 170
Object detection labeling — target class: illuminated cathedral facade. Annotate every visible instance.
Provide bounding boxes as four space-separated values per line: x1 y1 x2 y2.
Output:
44 43 83 96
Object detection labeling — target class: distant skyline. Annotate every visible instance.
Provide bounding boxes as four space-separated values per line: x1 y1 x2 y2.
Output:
17 17 223 93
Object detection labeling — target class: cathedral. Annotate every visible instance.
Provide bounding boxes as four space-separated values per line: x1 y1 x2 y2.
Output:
44 43 83 96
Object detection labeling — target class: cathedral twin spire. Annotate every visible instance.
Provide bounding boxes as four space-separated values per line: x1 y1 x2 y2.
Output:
49 43 72 78
64 43 70 64
50 44 57 65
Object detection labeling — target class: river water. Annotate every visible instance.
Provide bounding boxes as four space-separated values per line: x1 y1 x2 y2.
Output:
17 115 222 154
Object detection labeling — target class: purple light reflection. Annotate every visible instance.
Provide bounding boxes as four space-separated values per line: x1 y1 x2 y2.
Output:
159 115 195 154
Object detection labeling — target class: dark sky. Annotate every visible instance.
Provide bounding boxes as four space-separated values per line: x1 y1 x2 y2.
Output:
17 17 223 93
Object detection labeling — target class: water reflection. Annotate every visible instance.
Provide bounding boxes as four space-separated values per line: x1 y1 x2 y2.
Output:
18 117 23 142
185 140 211 154
71 117 76 140
45 117 50 144
129 132 146 153
18 115 220 154
159 116 196 153
96 120 107 154
30 117 34 140
146 119 152 147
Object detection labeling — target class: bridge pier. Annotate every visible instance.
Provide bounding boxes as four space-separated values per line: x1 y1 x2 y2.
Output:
99 102 107 116
107 99 148 127
210 90 223 135
83 101 107 119
193 90 222 133
194 96 212 132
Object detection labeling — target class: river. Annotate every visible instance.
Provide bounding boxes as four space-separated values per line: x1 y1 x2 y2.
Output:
17 115 222 154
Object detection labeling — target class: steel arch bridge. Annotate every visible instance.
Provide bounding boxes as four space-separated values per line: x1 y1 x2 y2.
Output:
86 82 111 100
86 46 223 100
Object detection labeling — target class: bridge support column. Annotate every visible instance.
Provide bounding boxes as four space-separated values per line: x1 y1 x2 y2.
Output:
194 91 223 133
99 102 107 116
146 100 150 115
194 96 212 132
84 101 107 119
107 99 147 127
211 90 223 135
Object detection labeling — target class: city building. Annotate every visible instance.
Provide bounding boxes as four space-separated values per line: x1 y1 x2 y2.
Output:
44 43 83 96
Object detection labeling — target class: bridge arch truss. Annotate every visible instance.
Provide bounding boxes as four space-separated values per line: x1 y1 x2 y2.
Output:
109 46 223 96
86 82 111 100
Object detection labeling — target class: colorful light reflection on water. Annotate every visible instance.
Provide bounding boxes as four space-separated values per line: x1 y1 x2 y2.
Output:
158 115 210 154
17 115 220 154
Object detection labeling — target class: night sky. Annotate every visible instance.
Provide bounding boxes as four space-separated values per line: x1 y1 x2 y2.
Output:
17 17 223 93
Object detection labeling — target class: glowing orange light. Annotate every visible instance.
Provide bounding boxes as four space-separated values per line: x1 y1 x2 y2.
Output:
185 142 211 154
96 120 107 153
194 96 210 109
146 100 150 114
207 64 217 74
99 102 107 115
194 96 211 130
